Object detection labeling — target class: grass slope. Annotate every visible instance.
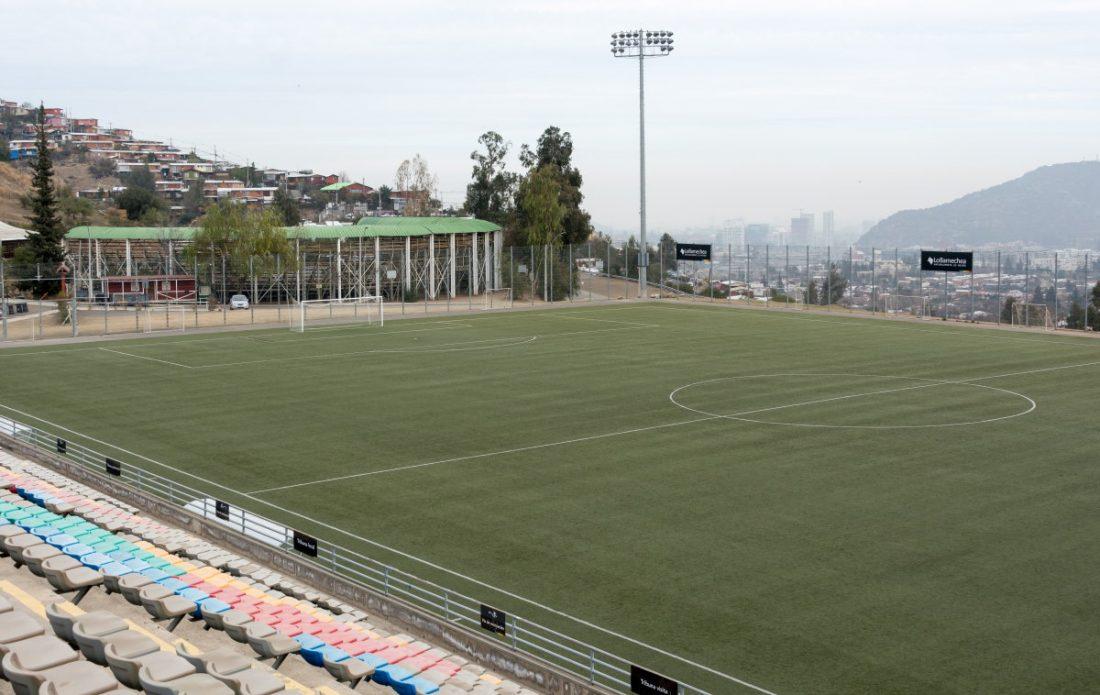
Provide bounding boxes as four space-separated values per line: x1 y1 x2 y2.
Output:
2 304 1098 693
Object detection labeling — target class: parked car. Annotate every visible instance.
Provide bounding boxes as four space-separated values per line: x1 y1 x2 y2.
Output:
229 294 250 310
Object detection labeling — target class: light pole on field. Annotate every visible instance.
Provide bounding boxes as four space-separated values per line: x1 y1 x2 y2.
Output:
611 28 674 299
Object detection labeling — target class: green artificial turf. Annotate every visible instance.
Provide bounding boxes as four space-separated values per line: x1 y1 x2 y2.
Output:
2 303 1099 693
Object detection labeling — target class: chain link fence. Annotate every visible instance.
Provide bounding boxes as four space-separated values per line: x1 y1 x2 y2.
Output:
3 244 1099 343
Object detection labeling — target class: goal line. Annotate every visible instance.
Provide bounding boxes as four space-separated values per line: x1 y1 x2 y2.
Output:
290 296 384 332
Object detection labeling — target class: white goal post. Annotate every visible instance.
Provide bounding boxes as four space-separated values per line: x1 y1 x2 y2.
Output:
483 287 513 310
290 296 384 332
882 293 926 318
1011 302 1054 330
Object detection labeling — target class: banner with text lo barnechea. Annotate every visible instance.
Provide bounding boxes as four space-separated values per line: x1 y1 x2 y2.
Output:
921 250 973 272
675 243 712 262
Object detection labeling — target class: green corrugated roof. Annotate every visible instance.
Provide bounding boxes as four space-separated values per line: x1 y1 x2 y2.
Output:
65 217 500 241
319 181 362 191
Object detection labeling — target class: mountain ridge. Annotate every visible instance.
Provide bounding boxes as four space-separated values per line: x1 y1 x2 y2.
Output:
857 161 1100 248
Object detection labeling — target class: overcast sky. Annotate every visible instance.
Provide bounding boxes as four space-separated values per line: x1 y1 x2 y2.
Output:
7 1 1100 234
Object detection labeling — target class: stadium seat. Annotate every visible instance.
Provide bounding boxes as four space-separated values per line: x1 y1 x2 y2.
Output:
1 633 80 695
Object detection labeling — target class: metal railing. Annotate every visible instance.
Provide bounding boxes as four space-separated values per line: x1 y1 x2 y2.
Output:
0 413 722 695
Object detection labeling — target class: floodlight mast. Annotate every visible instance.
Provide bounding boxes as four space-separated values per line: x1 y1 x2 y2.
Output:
611 29 674 298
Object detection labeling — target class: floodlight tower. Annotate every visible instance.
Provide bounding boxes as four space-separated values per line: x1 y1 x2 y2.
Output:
611 29 674 298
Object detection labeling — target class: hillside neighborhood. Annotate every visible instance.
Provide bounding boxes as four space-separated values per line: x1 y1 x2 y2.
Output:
0 99 424 229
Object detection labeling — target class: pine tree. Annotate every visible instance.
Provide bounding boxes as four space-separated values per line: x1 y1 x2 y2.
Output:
15 105 66 295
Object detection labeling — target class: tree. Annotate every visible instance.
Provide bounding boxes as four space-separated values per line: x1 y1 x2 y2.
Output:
822 263 848 304
189 201 295 277
377 185 393 211
519 126 593 244
465 131 517 226
394 155 437 217
179 177 206 224
273 188 300 226
114 187 164 221
14 105 65 294
1001 296 1017 323
519 165 564 246
122 165 156 192
0 137 9 161
57 187 95 228
88 157 116 179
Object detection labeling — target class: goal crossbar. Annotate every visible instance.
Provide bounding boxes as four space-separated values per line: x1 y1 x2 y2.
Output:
291 295 384 332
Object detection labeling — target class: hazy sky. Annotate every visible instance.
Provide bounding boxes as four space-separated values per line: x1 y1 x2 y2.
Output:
7 1 1100 233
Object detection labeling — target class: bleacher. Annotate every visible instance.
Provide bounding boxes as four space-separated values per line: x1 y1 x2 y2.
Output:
0 452 534 695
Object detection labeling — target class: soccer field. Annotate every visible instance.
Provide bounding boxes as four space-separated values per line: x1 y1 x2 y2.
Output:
2 302 1098 693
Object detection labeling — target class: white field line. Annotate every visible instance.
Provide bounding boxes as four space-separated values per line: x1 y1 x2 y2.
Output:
188 325 647 369
0 401 775 695
547 313 660 328
98 348 194 369
248 360 1081 495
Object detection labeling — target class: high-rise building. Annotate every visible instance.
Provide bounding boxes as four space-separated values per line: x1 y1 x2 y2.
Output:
822 211 835 246
789 213 814 246
745 223 770 245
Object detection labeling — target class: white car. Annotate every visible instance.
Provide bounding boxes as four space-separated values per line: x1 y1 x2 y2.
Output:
229 294 250 310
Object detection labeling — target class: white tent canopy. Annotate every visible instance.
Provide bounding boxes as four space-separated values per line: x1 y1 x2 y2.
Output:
0 220 28 244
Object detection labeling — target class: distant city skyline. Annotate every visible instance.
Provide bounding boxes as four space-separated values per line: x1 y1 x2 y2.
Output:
7 1 1100 233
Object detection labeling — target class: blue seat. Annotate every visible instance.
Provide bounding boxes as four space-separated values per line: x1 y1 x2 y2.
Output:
46 533 79 548
141 568 169 583
319 646 349 664
62 543 95 559
197 598 230 614
100 562 134 579
31 525 60 539
80 552 113 570
300 641 331 667
108 550 135 563
293 634 325 650
395 676 440 695
357 653 389 670
177 587 209 603
123 559 151 573
373 664 415 688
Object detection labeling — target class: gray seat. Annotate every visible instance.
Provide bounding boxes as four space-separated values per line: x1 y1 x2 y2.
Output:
321 650 373 688
242 624 299 669
38 662 119 695
42 559 102 605
199 606 248 634
71 612 127 665
1 634 79 695
103 632 160 688
138 585 195 632
231 669 285 695
136 653 197 695
174 643 251 676
117 575 153 605
0 611 46 655
5 534 45 567
220 617 257 644
153 673 232 695
23 545 64 577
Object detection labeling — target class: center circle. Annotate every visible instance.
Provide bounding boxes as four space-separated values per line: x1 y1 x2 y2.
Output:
668 373 1035 429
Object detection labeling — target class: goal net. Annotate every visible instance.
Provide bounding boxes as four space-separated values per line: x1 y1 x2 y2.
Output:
883 293 926 317
291 296 384 332
1011 302 1054 330
482 288 513 310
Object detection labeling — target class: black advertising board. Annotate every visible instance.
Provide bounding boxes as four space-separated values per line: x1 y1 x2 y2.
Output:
479 604 507 636
630 665 679 695
675 243 712 262
292 530 318 557
56 438 67 455
215 500 230 521
105 458 122 476
921 250 972 272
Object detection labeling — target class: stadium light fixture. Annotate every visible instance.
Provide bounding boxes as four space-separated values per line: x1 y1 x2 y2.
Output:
611 28 674 298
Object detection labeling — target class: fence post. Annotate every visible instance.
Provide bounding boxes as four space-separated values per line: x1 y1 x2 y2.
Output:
997 251 1002 324
1085 253 1090 332
589 648 596 683
1 253 7 341
383 566 391 595
1054 252 1059 328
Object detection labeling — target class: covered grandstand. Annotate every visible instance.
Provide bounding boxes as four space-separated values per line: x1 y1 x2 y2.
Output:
63 217 504 304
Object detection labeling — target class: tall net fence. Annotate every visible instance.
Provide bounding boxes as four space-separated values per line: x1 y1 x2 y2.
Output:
3 244 1100 343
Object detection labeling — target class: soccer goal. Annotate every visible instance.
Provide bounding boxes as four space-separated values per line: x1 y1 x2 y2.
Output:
291 296 384 332
883 293 926 318
483 287 513 310
1011 302 1054 330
